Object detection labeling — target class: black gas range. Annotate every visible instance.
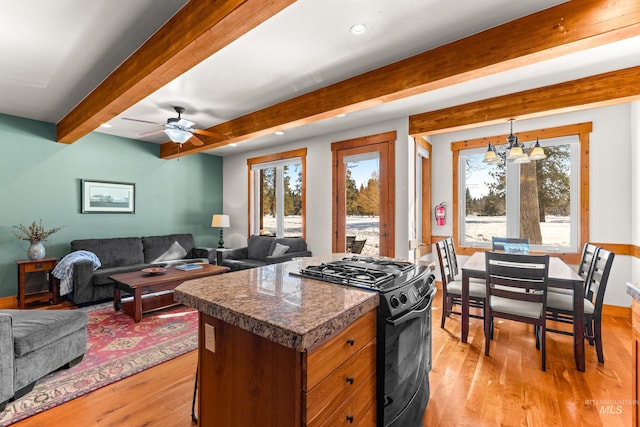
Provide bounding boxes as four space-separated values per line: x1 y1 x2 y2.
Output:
295 256 433 318
294 256 435 427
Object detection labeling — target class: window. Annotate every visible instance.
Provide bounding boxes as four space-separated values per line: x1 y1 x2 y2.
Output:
247 149 306 238
452 123 591 257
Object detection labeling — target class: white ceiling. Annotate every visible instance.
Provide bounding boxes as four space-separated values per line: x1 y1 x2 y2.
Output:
3 0 640 156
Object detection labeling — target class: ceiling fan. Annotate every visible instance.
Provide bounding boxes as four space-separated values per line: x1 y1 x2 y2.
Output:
122 106 228 146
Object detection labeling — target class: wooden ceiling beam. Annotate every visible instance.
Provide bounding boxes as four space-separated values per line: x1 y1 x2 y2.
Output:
56 0 296 144
409 65 640 136
161 0 640 159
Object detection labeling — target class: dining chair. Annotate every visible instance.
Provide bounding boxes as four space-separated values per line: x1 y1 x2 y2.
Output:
491 237 530 251
549 243 600 296
484 251 550 371
546 248 615 363
444 237 460 278
436 240 485 329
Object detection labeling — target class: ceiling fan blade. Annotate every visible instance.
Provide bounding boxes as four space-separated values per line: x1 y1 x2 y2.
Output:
139 129 165 137
189 134 205 146
193 128 229 139
122 117 166 126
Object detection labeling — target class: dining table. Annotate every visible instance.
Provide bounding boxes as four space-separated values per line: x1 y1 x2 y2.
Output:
461 251 586 372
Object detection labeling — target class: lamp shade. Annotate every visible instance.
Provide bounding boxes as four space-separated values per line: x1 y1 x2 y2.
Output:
211 214 230 228
164 128 192 144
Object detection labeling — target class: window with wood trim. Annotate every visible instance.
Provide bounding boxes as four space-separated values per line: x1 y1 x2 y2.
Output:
247 148 306 238
452 123 590 258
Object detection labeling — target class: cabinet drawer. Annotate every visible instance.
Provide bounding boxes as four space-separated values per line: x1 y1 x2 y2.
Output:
305 309 376 390
305 339 375 423
24 260 55 273
312 372 376 427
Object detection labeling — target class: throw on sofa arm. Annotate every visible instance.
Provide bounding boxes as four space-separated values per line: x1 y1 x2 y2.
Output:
218 247 249 262
0 314 14 408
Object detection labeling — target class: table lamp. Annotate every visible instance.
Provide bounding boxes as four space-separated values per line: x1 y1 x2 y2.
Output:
211 214 230 248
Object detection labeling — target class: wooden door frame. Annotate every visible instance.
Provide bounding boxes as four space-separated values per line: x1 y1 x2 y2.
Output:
331 131 396 256
415 137 432 257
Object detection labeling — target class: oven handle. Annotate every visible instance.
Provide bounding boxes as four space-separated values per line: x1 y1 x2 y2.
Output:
386 286 436 327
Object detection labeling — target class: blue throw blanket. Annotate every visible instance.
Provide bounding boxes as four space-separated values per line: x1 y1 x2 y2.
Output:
53 250 101 296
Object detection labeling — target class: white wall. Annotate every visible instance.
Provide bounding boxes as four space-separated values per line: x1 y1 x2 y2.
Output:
430 104 633 306
222 103 636 306
222 117 412 258
631 101 640 287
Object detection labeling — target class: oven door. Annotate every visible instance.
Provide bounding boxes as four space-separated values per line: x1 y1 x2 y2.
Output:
380 286 436 427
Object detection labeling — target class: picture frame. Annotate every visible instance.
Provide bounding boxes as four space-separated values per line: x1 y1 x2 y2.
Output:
81 179 135 213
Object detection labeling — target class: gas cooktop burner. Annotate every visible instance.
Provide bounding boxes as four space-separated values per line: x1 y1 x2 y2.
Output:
300 263 394 288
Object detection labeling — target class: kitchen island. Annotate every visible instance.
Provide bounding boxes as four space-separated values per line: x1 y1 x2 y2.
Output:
174 255 379 427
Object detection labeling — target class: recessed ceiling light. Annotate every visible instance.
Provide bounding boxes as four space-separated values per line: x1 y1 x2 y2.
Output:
350 24 366 35
99 123 112 128
229 143 238 147
336 113 347 118
275 131 285 136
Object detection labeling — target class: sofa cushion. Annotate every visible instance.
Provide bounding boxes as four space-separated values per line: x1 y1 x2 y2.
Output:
247 235 275 261
274 237 307 253
4 309 88 357
142 234 196 263
92 264 151 286
71 237 144 268
271 243 290 256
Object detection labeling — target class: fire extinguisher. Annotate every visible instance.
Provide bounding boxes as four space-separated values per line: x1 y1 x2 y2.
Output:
435 202 446 226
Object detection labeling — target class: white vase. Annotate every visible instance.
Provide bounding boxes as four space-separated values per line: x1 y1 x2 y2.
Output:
27 241 46 260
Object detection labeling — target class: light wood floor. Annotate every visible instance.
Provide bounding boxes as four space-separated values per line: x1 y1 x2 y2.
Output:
9 293 633 427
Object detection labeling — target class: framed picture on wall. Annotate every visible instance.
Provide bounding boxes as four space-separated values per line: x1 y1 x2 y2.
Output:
81 180 135 213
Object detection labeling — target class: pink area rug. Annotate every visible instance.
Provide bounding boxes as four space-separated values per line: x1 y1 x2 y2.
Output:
0 303 198 426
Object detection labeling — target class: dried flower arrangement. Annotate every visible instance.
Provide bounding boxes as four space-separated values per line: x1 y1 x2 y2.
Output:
13 220 64 243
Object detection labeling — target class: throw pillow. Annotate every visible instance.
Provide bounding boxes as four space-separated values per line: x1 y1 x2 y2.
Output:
152 241 188 262
271 243 290 256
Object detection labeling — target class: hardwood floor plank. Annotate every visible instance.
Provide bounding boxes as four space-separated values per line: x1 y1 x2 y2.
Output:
9 291 633 426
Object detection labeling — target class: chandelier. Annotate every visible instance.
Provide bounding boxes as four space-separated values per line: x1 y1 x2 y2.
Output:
482 120 546 165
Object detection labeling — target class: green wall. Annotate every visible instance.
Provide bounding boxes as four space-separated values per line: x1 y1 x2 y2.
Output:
0 113 223 298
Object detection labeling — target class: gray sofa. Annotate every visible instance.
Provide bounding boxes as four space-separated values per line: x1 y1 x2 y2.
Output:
218 235 312 271
68 234 215 305
1 309 88 411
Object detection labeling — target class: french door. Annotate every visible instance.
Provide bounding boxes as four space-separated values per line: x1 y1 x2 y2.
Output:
331 131 395 257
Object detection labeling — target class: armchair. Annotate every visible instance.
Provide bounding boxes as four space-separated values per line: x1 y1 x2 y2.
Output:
218 235 312 271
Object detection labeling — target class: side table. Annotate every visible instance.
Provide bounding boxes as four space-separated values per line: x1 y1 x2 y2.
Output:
16 258 59 308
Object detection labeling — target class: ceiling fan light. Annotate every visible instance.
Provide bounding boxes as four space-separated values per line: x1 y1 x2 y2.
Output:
164 128 192 144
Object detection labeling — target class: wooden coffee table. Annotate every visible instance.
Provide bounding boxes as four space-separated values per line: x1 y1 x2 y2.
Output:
110 264 229 322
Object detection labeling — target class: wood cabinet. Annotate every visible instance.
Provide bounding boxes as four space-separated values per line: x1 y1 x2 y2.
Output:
197 309 377 427
633 298 640 427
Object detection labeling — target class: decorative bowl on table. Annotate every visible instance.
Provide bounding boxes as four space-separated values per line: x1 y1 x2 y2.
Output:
141 267 167 275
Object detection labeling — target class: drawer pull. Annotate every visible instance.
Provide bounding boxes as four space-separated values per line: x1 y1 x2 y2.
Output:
346 338 355 346
346 415 354 423
35 264 43 269
346 376 355 384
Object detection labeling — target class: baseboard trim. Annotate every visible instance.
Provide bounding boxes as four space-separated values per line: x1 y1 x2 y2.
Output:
0 295 17 309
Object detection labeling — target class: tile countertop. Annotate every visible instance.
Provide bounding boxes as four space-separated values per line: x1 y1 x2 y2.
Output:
627 282 640 301
174 254 380 353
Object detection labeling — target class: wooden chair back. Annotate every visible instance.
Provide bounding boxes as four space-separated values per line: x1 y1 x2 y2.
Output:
485 252 549 303
435 240 455 285
444 237 459 278
586 248 615 307
578 243 600 280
